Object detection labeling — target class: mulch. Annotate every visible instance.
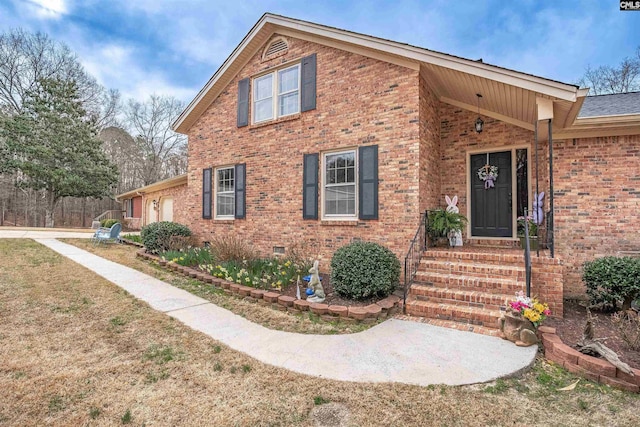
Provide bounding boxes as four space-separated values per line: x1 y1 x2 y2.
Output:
545 300 640 368
280 273 381 307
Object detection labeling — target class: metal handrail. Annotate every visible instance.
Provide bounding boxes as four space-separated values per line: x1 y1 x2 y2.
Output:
94 210 123 222
403 210 428 312
524 208 532 297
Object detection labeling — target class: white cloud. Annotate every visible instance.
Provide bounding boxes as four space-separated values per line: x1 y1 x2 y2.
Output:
78 42 197 103
29 0 68 19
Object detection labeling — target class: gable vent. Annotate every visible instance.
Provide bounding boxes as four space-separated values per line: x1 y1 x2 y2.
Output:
263 38 288 58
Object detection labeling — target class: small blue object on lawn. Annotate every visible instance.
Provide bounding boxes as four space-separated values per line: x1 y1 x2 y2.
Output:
91 222 122 246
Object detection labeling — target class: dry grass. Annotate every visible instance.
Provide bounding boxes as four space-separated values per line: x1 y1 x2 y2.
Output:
62 239 374 335
0 239 638 426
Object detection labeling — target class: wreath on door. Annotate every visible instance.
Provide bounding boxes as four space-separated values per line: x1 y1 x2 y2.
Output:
477 164 498 189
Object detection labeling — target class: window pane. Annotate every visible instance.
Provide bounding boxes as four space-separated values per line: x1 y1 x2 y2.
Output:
279 91 299 116
278 67 299 93
217 194 234 217
255 98 273 122
325 184 355 216
255 75 273 100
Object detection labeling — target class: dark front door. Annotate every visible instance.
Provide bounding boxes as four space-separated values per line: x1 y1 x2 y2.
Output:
471 151 512 237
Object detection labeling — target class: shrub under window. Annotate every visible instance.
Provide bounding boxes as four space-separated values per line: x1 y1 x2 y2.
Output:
141 221 192 254
330 241 400 300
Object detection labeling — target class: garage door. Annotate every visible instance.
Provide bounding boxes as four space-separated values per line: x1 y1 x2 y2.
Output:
160 197 173 222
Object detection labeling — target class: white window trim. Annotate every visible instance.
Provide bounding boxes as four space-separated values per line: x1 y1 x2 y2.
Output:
214 166 235 220
252 63 301 124
321 149 358 221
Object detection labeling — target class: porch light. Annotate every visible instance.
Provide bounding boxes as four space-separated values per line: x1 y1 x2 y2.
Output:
475 93 483 133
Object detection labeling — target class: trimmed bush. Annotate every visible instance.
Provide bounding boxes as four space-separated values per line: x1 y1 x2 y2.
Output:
582 256 640 311
330 241 400 300
100 219 120 228
140 221 192 254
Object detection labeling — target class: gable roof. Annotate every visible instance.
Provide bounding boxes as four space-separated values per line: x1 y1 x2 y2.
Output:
173 13 588 134
578 92 640 118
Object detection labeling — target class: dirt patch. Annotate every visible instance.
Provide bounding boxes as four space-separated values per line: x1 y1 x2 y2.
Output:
280 273 382 307
546 300 640 368
310 402 350 427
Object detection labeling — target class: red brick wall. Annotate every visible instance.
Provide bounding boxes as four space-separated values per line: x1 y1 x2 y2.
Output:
554 134 640 296
185 36 422 266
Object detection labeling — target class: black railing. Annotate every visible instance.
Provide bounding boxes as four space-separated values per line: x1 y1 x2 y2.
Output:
524 208 532 297
403 210 428 312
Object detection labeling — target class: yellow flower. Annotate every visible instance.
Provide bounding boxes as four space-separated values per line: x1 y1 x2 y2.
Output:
281 271 286 276
524 308 541 323
533 302 545 314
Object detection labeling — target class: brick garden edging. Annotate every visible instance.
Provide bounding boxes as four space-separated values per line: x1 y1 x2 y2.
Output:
539 325 640 393
135 249 401 323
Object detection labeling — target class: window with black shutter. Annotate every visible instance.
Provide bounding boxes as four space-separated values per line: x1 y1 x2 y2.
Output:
202 168 212 219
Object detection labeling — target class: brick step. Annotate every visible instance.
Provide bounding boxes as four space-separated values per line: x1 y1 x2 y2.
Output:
409 284 511 311
422 249 555 266
419 259 526 280
395 315 501 337
405 298 502 329
415 271 524 294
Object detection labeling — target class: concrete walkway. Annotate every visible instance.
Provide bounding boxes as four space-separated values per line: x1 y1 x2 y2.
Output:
0 226 95 239
21 235 536 387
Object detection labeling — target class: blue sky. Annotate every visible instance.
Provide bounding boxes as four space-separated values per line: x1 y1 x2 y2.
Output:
1 0 639 103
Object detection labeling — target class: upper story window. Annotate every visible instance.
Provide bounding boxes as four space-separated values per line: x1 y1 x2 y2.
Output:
253 64 300 123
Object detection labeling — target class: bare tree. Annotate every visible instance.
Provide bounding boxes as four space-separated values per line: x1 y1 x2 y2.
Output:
0 28 105 116
578 47 640 95
125 94 187 185
99 126 143 193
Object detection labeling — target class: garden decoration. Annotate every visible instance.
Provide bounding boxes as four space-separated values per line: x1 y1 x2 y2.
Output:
445 195 463 247
498 291 551 347
306 260 325 303
477 153 498 189
532 191 545 225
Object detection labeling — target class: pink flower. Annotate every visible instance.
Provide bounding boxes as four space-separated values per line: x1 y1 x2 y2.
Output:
543 309 551 316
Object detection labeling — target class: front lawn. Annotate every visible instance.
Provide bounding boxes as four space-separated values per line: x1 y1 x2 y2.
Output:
1 239 639 426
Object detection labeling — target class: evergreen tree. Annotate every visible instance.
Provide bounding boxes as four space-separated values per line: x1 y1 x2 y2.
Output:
0 77 118 227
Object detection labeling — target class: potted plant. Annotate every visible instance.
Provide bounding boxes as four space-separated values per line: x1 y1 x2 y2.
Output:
428 209 468 247
517 215 538 250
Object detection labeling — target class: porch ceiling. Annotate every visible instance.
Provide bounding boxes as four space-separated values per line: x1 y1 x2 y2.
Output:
420 64 582 133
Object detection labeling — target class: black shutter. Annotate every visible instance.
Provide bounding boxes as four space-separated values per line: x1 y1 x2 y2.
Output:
202 168 212 219
300 54 316 112
303 153 319 219
237 78 250 127
359 145 378 220
235 163 246 219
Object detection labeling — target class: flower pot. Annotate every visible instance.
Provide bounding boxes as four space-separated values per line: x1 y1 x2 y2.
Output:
519 236 538 251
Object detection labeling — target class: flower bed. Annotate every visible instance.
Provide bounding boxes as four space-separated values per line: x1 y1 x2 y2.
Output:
136 249 402 323
539 325 640 393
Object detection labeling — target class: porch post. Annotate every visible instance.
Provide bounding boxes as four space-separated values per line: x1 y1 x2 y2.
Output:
548 118 554 258
534 120 540 257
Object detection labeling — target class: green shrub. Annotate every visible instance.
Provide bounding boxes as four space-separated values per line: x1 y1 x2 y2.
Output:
140 221 191 254
582 256 640 311
100 218 120 228
330 241 400 300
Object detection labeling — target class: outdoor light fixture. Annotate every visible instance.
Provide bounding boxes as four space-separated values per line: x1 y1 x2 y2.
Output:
475 93 484 133
152 199 158 209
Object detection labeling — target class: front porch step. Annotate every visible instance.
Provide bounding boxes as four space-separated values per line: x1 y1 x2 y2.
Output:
395 315 501 337
405 298 502 329
420 259 526 280
423 249 551 266
415 271 524 294
409 284 511 311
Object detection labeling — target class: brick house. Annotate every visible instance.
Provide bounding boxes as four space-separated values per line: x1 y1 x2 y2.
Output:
124 14 640 326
